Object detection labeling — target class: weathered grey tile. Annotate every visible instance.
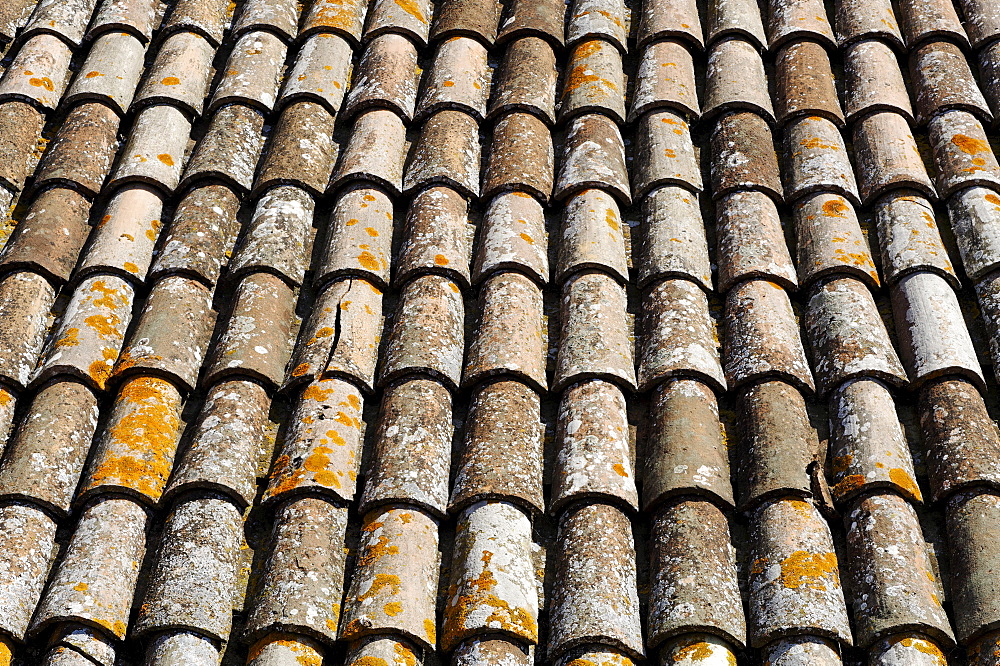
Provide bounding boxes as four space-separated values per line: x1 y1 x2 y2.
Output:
397 184 473 287
845 492 954 647
559 38 626 125
229 185 316 286
891 270 984 389
232 0 299 41
345 638 421 666
497 0 564 46
48 624 116 666
487 35 558 125
133 31 215 118
263 377 365 505
110 104 191 194
75 184 164 283
638 185 711 290
877 189 957 286
979 42 1000 127
19 0 98 47
775 39 844 127
285 277 383 394
300 0 368 45
703 37 774 123
483 111 553 202
554 113 631 205
639 278 725 394
633 109 702 200
897 0 969 50
30 496 149 639
342 33 419 122
834 0 903 47
64 32 145 114
86 0 157 42
365 0 433 44
182 102 267 193
554 271 636 392
254 101 338 197
556 187 628 284
473 191 549 285
0 186 91 283
870 634 951 666
403 109 481 198
134 494 243 641
637 0 703 49
149 182 241 286
767 0 836 49
949 186 1000 281
715 190 796 292
649 499 746 648
630 39 699 122
644 379 734 509
34 273 135 392
248 635 326 665
465 271 546 391
710 111 783 203
566 0 627 51
723 280 815 393
208 31 286 114
279 33 352 116
912 40 991 126
316 184 394 289
114 276 215 393
958 0 1000 47
379 274 464 390
33 101 119 198
143 631 218 666
792 194 879 289
0 379 98 516
416 35 491 122
204 272 296 390
331 108 407 195
0 270 55 389
783 116 859 205
340 507 439 649
927 109 1000 197
0 100 45 191
852 111 936 204
454 637 532 665
548 503 643 659
660 635 739 665
429 0 501 46
707 0 765 48
553 379 638 513
747 497 852 647
361 376 452 516
0 502 58 640
973 272 1000 384
450 378 544 514
76 376 185 506
0 34 72 110
737 380 817 509
160 0 229 47
244 497 348 645
761 636 844 665
442 501 537 649
843 39 913 125
947 490 1000 643
165 378 271 509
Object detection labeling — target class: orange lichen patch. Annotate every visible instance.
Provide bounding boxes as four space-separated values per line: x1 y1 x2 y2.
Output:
347 393 361 410
73 582 89 592
833 473 865 497
831 454 853 475
672 642 714 662
442 80 455 87
384 601 403 616
249 634 323 666
801 136 837 150
146 219 162 241
423 619 437 644
157 153 174 166
302 382 335 401
889 467 923 500
664 147 677 158
85 71 102 78
365 226 379 237
821 199 849 217
606 208 620 231
351 658 389 666
89 279 125 308
88 376 181 498
358 535 399 567
88 348 119 388
448 282 460 293
434 254 450 266
85 313 120 338
357 573 402 603
291 363 310 377
56 327 81 347
986 193 1000 205
358 251 380 271
612 463 628 477
308 326 335 344
28 77 54 90
314 469 341 488
123 262 139 274
0 636 11 665
0 391 10 408
952 133 991 154
393 641 417 666
778 550 838 590
161 76 180 85
519 232 535 244
303 446 332 472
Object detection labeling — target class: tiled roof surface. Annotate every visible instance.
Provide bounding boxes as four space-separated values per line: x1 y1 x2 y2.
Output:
1 0 1000 664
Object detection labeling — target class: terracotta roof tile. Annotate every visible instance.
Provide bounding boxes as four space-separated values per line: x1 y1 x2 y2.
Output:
0 186 92 283
75 184 164 284
428 0 501 46
767 0 835 50
19 0 98 48
710 111 784 202
232 0 300 42
32 101 119 198
0 34 73 110
299 0 369 46
556 187 628 284
876 189 958 286
487 35 558 125
364 0 432 44
158 0 229 47
395 185 473 286
497 0 564 47
793 193 878 289
85 0 158 43
897 0 970 50
775 39 844 128
843 39 913 124
912 40 992 126
852 110 936 203
182 102 268 192
0 502 58 640
703 37 775 123
342 33 419 122
229 185 315 285
133 31 216 118
416 35 491 122
834 0 904 47
473 190 549 284
316 184 394 289
715 190 797 292
927 108 1000 196
554 113 631 204
638 0 703 50
110 104 191 194
0 271 57 389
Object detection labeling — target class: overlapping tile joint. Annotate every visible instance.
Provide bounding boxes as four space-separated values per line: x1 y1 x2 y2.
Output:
2 0 1000 663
